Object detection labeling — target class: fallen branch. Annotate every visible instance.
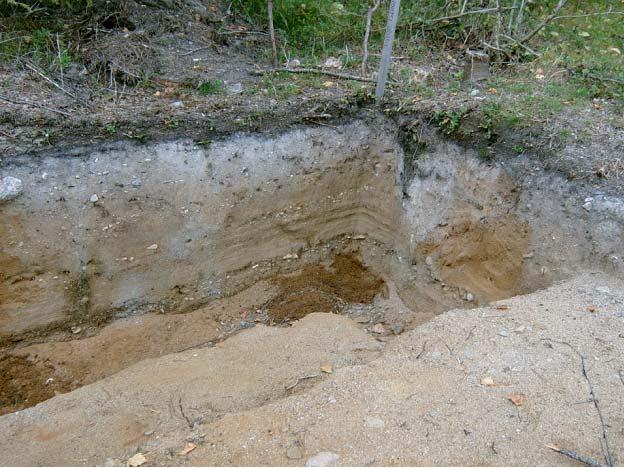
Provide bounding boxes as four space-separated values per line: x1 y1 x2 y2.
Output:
546 445 604 467
23 62 78 100
0 94 71 117
552 10 624 20
251 67 388 84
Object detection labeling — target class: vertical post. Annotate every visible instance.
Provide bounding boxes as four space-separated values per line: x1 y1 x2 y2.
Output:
375 0 401 105
268 0 278 68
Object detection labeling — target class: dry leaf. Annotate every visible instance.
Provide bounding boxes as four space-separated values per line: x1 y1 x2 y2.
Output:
320 362 333 374
126 453 146 467
179 442 197 456
323 81 335 88
588 305 597 313
608 47 621 54
507 393 526 407
578 31 590 37
496 304 510 311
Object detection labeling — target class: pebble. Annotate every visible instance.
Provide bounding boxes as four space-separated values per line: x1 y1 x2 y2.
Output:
286 446 303 460
582 202 592 211
390 323 404 335
283 253 299 260
170 100 184 108
131 177 143 188
0 176 23 201
226 82 243 95
425 256 434 266
365 416 385 428
146 244 158 250
306 452 340 467
498 330 509 337
370 323 386 334
89 194 99 203
466 292 474 302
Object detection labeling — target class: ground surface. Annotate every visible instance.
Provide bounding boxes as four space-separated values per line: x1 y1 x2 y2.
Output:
0 274 622 466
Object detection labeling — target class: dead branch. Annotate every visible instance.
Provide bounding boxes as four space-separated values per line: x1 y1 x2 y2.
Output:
23 62 78 100
546 445 604 467
361 0 381 76
542 339 614 466
0 94 71 117
251 67 389 84
552 10 624 20
267 0 278 68
431 6 517 23
516 0 568 45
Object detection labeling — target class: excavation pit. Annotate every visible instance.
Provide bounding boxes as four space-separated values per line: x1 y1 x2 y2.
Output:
0 116 622 417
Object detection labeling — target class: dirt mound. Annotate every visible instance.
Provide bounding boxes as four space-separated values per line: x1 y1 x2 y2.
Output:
267 254 386 323
0 355 73 416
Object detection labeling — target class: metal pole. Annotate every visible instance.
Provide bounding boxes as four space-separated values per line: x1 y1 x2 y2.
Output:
375 0 401 105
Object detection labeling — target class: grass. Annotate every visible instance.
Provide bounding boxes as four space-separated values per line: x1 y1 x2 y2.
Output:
198 79 224 96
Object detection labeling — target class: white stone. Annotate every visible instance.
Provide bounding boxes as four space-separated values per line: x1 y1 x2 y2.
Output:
0 176 23 201
146 244 158 250
90 194 99 203
306 452 340 467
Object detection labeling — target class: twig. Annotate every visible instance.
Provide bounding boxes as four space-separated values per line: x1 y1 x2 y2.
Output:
515 0 527 32
0 94 71 117
431 6 517 23
23 62 77 100
361 0 381 76
552 10 624 20
56 33 64 88
542 339 614 466
546 445 604 467
267 0 278 68
415 340 428 359
251 68 387 84
178 397 193 429
285 374 320 390
180 46 212 57
618 370 624 387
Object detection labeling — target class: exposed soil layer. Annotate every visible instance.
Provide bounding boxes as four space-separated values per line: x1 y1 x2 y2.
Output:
267 254 386 323
0 117 623 423
0 355 73 416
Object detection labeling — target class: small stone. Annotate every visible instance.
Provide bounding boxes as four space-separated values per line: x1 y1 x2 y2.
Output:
286 446 303 460
170 100 184 108
470 89 480 96
306 452 340 467
498 330 509 337
466 292 474 302
365 416 385 428
320 362 333 374
89 194 99 203
425 256 434 266
288 58 301 68
514 325 526 334
352 234 366 240
131 177 142 188
582 202 592 211
323 57 341 69
143 430 154 436
0 176 23 201
283 253 299 260
596 286 611 294
226 82 243 95
390 323 404 335
71 326 82 334
146 244 158 250
369 323 385 334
